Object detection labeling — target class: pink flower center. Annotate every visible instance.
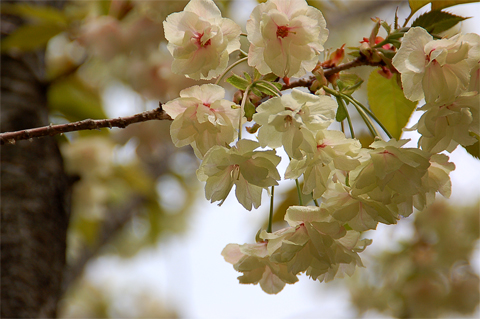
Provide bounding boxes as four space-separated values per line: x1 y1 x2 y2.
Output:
194 32 211 48
426 48 436 63
276 25 290 38
317 143 326 150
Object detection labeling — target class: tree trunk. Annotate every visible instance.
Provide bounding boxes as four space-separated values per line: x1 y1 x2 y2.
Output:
1 1 71 317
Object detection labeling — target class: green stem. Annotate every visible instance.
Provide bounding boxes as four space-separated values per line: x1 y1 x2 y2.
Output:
256 80 282 97
350 99 379 138
324 86 356 138
238 84 252 140
342 94 393 139
313 198 319 207
267 186 275 233
295 179 303 206
215 57 248 85
334 94 355 139
239 49 248 57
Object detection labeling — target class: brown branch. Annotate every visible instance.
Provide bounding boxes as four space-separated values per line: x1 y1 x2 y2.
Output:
0 103 172 145
282 56 385 91
1 56 385 146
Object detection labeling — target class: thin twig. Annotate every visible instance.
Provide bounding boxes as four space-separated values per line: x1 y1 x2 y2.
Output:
282 57 385 91
0 103 171 145
1 57 384 146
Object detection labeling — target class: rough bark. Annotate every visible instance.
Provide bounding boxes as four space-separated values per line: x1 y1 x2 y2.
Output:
1 1 71 317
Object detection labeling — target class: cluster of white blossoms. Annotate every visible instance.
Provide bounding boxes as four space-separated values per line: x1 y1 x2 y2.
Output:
161 0 471 294
392 27 480 153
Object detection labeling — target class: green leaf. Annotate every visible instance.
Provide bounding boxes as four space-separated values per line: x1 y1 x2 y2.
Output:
335 96 348 122
244 72 252 82
1 3 68 25
48 76 106 122
337 73 364 95
262 73 278 82
408 0 431 14
412 10 468 34
381 21 391 34
431 0 478 10
254 82 280 97
367 71 417 140
253 68 262 81
1 22 64 52
226 74 250 90
408 0 476 15
463 133 479 159
244 98 256 121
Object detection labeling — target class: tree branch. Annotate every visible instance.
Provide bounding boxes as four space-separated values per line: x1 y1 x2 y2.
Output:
282 56 385 91
1 56 384 146
0 103 171 145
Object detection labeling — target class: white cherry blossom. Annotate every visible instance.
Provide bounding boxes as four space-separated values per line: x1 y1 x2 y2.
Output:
163 0 241 80
162 84 240 159
392 27 480 103
246 0 328 78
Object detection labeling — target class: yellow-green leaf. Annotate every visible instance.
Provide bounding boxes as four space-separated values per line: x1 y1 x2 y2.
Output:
412 10 468 34
408 0 431 14
367 71 417 140
463 133 479 159
431 0 478 10
48 76 106 121
1 22 64 52
408 0 477 15
1 3 68 25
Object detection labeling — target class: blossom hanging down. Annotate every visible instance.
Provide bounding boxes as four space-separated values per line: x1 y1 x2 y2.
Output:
392 27 480 103
253 89 336 159
197 139 281 210
416 93 479 153
246 0 328 78
162 84 240 159
163 0 241 80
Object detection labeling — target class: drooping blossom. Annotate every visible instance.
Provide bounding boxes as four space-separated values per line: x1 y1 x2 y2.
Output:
285 129 362 199
162 84 240 159
260 206 371 281
416 93 479 153
163 0 241 79
246 0 328 77
221 242 298 294
252 89 336 159
392 27 480 103
197 139 281 210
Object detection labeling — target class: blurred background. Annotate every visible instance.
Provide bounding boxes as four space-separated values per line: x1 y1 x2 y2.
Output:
2 0 479 318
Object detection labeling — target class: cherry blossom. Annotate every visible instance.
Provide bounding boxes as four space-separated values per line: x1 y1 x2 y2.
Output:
393 27 480 103
246 0 328 77
163 0 241 79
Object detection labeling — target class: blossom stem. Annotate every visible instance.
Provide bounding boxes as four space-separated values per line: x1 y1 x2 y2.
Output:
313 198 320 207
256 80 282 97
267 186 275 233
351 100 380 138
331 93 355 139
295 179 303 206
215 57 248 85
341 94 393 139
239 84 252 140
